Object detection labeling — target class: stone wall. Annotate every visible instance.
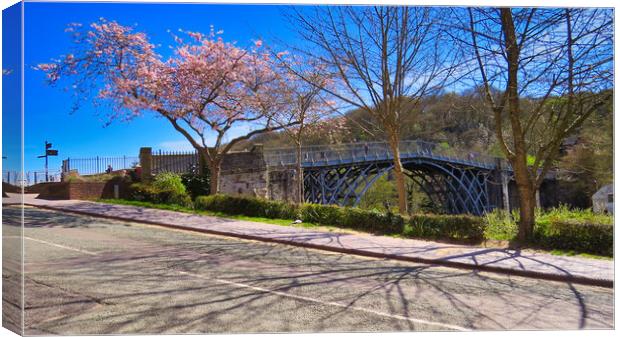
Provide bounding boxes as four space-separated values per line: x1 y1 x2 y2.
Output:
138 145 295 201
268 167 299 203
219 148 300 202
219 147 269 198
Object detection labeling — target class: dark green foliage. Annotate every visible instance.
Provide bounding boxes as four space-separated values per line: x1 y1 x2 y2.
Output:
532 221 613 256
128 182 192 208
181 165 211 199
406 214 486 242
195 194 404 235
344 208 405 234
299 203 343 226
194 194 299 220
300 203 405 234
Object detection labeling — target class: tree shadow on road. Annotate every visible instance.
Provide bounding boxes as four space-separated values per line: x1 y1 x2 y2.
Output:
22 233 613 334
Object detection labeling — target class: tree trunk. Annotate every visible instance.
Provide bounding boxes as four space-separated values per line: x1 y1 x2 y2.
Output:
513 153 536 241
500 8 536 242
208 159 222 195
516 182 536 242
197 150 209 176
388 139 408 215
295 143 304 204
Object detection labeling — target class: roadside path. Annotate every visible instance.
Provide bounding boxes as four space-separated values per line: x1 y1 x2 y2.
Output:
5 193 613 287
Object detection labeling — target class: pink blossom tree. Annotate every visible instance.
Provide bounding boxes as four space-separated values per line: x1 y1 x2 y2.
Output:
38 19 298 194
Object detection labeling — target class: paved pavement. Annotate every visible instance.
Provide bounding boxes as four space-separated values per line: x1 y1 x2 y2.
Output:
2 205 614 333
6 193 614 287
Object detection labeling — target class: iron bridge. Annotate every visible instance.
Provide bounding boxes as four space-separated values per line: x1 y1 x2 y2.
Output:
263 140 511 215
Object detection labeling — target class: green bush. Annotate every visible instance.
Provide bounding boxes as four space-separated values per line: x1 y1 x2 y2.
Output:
483 206 613 256
128 182 192 208
341 207 405 234
535 204 613 226
152 172 186 195
194 194 404 234
181 171 210 199
194 194 299 220
300 203 404 234
179 164 210 199
533 218 613 256
299 203 344 226
406 214 486 242
484 209 519 241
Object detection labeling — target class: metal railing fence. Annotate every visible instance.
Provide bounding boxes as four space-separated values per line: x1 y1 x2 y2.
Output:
62 156 139 176
263 140 502 169
3 170 63 186
152 150 200 174
50 139 505 181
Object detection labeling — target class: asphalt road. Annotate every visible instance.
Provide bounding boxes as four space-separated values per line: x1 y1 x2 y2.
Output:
2 206 614 334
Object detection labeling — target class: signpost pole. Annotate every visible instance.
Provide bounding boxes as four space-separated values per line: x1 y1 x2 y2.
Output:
39 141 58 183
45 141 49 182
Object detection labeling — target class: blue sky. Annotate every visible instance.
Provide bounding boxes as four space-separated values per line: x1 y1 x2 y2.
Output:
2 2 21 174
22 1 299 172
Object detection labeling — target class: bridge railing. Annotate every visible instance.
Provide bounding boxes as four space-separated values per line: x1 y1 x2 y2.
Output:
263 140 501 169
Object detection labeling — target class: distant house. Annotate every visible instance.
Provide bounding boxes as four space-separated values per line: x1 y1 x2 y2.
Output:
592 184 613 214
559 135 580 155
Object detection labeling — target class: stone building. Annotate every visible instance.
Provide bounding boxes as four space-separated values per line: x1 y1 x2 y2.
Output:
592 184 613 214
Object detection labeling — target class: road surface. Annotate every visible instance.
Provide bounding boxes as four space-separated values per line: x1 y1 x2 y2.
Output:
2 206 614 334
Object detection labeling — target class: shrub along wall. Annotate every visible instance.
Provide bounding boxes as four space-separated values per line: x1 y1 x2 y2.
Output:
533 221 613 256
150 194 614 256
128 182 192 208
406 214 486 243
194 194 404 235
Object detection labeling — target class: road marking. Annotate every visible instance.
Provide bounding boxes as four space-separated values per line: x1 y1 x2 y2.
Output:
22 236 98 256
178 271 469 331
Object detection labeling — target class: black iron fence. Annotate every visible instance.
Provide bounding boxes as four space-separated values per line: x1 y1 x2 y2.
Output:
62 156 139 176
57 151 200 177
3 170 62 186
152 150 200 174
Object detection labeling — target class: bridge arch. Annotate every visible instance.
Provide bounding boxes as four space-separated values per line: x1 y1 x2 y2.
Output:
265 140 507 215
303 158 496 215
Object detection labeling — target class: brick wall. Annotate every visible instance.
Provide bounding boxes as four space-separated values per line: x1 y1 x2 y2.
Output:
28 181 130 200
68 182 130 200
26 182 70 199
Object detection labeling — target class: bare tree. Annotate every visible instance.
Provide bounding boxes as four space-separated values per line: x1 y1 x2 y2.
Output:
459 8 613 239
290 6 457 214
272 57 338 204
